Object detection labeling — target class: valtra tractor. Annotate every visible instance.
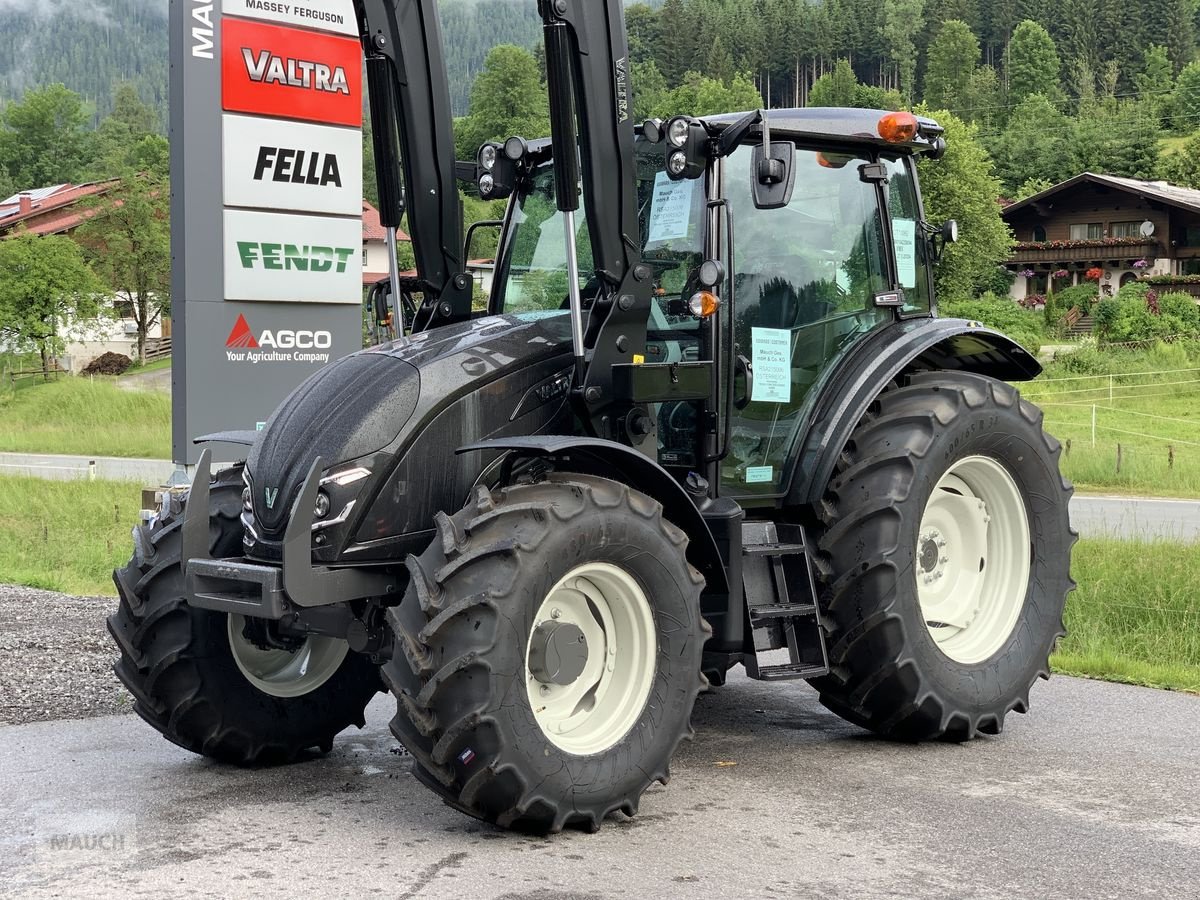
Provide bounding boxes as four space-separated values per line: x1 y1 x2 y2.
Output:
109 0 1074 833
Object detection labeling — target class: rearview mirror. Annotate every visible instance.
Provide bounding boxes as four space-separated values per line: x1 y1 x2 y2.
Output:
750 112 794 209
751 142 795 210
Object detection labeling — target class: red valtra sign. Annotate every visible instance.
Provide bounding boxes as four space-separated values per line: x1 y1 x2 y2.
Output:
221 18 362 127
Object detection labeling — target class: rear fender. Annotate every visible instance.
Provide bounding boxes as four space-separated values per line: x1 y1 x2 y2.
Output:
787 317 1040 506
458 436 728 596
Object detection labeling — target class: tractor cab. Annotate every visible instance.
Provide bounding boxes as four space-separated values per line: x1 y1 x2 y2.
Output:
475 108 954 502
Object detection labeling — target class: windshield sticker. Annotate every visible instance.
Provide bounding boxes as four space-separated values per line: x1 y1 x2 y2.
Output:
750 327 791 404
893 217 917 289
745 465 774 484
646 172 694 245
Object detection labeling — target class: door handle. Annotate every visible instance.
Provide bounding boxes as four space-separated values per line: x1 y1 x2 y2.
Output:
734 354 753 409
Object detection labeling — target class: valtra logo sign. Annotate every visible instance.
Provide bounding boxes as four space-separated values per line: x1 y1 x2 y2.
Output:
221 18 361 126
225 313 333 364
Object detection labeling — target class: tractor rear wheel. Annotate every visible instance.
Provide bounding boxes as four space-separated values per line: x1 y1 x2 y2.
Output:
810 371 1074 741
383 473 708 833
108 468 381 764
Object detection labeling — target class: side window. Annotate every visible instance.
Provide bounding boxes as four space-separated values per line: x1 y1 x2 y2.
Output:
721 146 892 497
883 155 932 315
498 172 593 317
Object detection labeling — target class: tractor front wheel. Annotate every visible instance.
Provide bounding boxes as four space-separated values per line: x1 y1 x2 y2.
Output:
811 371 1075 740
383 473 708 833
107 469 381 764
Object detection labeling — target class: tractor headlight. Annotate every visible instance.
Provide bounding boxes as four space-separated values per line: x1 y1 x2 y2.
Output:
478 143 497 171
478 173 495 197
667 150 687 177
666 116 690 148
314 490 331 520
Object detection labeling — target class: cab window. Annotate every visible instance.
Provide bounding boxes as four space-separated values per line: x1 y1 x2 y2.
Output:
721 145 892 497
883 155 932 315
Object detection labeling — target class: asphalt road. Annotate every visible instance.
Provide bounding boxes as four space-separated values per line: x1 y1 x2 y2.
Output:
1070 494 1200 541
2 673 1196 899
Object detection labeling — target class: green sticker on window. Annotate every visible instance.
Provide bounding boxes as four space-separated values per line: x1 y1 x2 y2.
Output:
745 466 774 484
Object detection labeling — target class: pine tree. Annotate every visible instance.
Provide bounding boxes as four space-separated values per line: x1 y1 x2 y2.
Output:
809 59 859 106
1005 20 1061 104
923 20 980 117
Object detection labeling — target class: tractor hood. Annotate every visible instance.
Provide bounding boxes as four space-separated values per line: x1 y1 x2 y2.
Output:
245 312 573 545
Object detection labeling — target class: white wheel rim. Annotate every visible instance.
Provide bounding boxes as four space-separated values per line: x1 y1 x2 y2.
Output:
525 562 657 756
227 614 349 698
916 455 1031 665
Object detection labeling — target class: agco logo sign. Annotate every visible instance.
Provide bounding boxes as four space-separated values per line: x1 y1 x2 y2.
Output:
221 18 361 126
225 313 333 365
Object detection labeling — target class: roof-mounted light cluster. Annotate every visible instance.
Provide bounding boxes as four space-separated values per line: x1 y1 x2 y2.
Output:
476 136 531 200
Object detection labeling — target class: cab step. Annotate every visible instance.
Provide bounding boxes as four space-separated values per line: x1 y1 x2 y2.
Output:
741 522 830 682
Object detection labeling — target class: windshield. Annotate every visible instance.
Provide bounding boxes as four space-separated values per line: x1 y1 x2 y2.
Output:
495 142 706 328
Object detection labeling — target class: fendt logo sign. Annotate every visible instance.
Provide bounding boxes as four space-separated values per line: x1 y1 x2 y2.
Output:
222 116 361 214
224 209 361 302
225 313 333 364
236 241 356 272
221 18 361 126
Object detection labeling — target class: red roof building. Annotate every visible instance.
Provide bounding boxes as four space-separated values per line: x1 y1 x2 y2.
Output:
0 181 120 237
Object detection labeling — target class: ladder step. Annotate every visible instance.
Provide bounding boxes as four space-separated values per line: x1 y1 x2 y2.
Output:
748 602 817 621
752 662 830 681
743 542 807 557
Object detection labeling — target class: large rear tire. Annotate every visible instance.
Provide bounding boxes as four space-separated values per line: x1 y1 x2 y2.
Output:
810 371 1075 741
383 473 708 833
107 467 381 764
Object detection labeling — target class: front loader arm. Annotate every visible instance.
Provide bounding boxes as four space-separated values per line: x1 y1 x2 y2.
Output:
356 0 474 329
538 0 654 435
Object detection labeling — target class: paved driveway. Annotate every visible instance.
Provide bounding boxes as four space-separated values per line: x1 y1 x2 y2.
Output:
2 673 1196 899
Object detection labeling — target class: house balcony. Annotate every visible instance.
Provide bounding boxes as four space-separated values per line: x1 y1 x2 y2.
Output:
1008 239 1160 266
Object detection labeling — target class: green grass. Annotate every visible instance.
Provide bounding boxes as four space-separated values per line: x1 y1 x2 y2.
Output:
0 375 170 458
1022 345 1200 498
0 476 1194 695
1053 538 1200 693
124 357 172 375
0 476 142 595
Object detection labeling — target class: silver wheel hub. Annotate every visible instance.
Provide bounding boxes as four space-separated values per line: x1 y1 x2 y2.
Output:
916 456 1031 665
227 614 349 698
525 562 657 756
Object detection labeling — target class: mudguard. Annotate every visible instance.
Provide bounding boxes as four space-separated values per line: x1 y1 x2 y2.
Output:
787 317 1041 506
458 436 728 595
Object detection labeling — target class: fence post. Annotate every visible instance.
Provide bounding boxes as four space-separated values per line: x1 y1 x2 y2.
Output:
1116 442 1122 474
1109 374 1114 404
1092 404 1096 448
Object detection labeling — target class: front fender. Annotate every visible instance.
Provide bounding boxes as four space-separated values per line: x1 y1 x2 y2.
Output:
787 317 1040 506
458 436 728 596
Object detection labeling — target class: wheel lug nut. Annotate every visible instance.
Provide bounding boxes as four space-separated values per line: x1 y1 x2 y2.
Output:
940 556 949 564
551 608 561 619
540 684 551 695
937 539 946 547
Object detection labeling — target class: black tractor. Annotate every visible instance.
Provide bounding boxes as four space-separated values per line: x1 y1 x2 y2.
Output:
109 0 1073 833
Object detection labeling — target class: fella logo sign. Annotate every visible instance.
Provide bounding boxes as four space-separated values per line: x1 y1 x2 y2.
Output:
224 209 361 303
225 313 333 365
222 116 361 215
221 18 361 126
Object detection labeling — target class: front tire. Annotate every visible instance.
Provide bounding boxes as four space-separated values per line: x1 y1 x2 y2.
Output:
383 473 708 833
107 468 382 764
810 371 1075 741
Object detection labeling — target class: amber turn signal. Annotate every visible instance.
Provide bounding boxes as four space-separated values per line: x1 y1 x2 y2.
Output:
878 111 919 143
687 290 720 317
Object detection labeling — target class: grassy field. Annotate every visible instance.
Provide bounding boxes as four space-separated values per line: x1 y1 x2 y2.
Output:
1 476 1194 692
1023 344 1200 498
0 375 170 458
0 476 140 595
1054 538 1200 693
